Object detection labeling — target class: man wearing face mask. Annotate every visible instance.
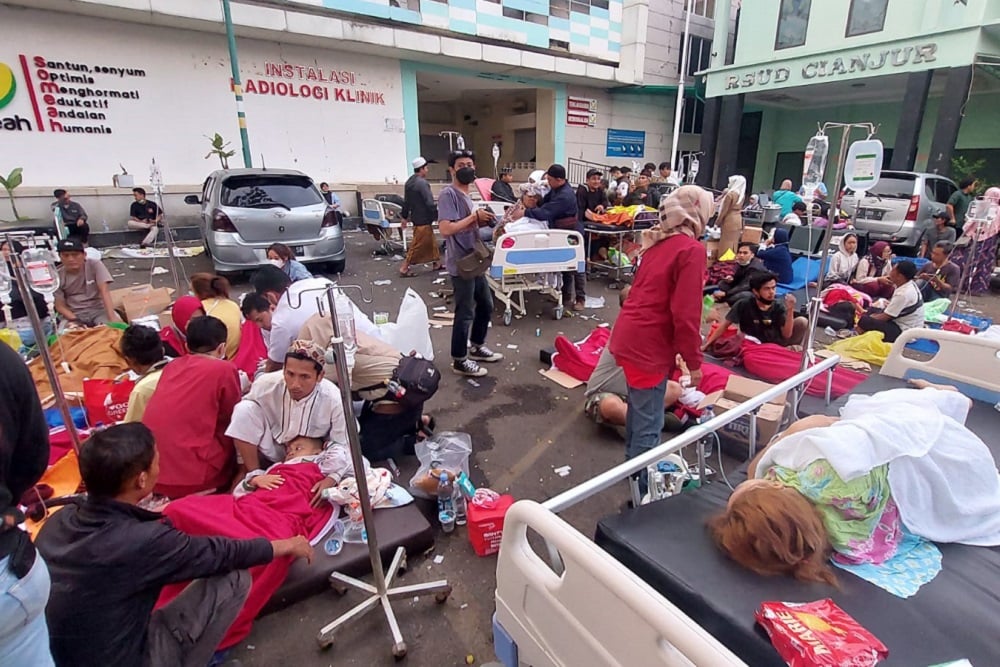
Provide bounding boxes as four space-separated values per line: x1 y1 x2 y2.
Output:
140 316 243 498
713 242 766 305
438 150 503 377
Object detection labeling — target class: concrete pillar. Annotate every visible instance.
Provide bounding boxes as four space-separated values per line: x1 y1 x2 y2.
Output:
926 66 973 176
535 88 557 168
890 71 933 171
696 97 722 187
715 93 745 189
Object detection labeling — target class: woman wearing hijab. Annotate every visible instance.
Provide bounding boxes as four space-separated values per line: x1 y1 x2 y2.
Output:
852 240 895 299
716 175 746 255
825 232 860 284
159 296 205 357
756 228 794 284
0 239 50 349
609 186 712 482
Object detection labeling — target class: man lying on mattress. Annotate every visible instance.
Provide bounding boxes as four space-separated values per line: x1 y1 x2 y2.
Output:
710 381 1000 593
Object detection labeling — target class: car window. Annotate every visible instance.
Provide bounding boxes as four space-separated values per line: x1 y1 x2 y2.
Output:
865 175 916 199
221 175 323 209
934 179 957 203
201 177 212 200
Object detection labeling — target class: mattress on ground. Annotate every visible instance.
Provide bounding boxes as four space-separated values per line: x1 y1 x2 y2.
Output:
595 482 1000 666
263 503 434 614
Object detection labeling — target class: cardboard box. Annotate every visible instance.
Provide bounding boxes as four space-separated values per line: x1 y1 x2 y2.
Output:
704 240 720 266
698 376 787 458
110 285 174 322
741 225 764 245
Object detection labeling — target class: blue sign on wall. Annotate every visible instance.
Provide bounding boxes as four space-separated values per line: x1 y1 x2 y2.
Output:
606 128 646 158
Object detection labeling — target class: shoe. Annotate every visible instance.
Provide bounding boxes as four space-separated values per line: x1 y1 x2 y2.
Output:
573 300 585 312
469 344 503 363
453 358 487 377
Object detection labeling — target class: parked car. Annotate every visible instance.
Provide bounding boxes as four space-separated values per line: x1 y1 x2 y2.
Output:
184 169 345 275
840 171 957 254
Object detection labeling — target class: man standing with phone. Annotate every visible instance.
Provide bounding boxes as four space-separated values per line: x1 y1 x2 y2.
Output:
437 150 504 377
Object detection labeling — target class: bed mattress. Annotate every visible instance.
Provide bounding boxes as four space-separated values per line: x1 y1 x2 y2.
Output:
595 480 1000 666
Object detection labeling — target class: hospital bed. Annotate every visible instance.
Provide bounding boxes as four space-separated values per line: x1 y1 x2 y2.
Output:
487 230 585 325
495 328 1000 666
361 198 407 255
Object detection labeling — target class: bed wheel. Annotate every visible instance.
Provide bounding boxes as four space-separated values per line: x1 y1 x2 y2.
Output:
329 581 348 596
434 587 452 603
317 634 334 650
503 309 512 326
392 641 408 660
554 306 564 321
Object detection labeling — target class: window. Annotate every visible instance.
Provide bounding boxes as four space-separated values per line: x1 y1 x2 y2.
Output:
221 175 323 209
691 0 716 19
846 0 889 37
680 94 704 135
775 0 811 50
679 35 713 77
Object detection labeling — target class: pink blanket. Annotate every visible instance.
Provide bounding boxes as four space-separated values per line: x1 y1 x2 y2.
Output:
740 340 867 398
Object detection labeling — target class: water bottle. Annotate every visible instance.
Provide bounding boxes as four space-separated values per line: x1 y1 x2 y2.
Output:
699 407 716 458
334 290 357 371
437 472 456 533
453 488 467 526
102 219 110 233
342 501 367 544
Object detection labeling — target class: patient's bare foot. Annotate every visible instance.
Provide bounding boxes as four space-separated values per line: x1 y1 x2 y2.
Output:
908 378 959 392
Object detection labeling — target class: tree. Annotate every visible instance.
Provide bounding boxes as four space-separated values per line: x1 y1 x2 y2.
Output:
205 133 236 170
950 155 986 195
0 168 24 221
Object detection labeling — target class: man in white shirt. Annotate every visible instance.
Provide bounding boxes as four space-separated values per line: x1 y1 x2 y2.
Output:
226 340 350 478
856 260 924 343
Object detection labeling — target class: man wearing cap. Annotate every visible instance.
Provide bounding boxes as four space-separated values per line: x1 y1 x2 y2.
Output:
490 168 517 204
399 157 440 277
516 163 586 311
53 237 120 326
920 209 957 259
227 340 350 484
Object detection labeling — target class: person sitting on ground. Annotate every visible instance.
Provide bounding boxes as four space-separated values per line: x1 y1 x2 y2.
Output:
825 232 860 284
920 208 957 259
714 242 766 305
781 200 808 226
142 316 242 498
266 242 312 282
490 167 517 204
855 260 924 343
704 272 808 349
190 272 242 359
159 295 205 357
127 187 163 249
121 324 170 423
53 237 120 326
756 228 794 284
851 240 895 299
320 182 344 225
772 179 803 218
35 423 313 667
710 381 1000 585
53 189 90 244
915 241 961 301
226 341 350 494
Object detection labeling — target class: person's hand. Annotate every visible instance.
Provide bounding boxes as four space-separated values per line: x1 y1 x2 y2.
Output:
688 367 703 387
271 536 314 564
700 341 710 352
77 220 85 227
251 474 285 490
713 290 725 299
595 205 606 214
310 477 337 508
784 293 797 308
399 218 408 228
722 275 734 283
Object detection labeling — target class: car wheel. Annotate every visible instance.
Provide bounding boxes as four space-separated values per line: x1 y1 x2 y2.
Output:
326 259 346 276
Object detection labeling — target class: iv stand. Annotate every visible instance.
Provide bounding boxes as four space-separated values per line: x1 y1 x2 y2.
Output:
2 232 82 455
310 284 451 659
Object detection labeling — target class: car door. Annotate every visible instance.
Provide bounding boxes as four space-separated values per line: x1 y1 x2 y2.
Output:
199 176 214 232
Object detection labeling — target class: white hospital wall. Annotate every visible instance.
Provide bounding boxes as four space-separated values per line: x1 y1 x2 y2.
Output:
0 6 406 192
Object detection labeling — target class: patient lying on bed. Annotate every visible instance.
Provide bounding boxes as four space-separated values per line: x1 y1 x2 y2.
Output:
710 381 1000 586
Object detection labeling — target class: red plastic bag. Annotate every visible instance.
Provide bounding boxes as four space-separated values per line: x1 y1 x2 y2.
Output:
82 377 136 426
467 493 514 557
756 599 888 666
942 319 975 335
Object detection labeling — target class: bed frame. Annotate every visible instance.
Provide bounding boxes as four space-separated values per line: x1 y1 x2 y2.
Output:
882 328 1000 405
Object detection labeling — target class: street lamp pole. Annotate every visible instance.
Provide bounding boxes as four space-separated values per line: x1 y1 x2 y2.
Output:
222 0 252 168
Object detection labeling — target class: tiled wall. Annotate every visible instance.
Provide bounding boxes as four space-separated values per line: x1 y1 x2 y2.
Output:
316 0 624 61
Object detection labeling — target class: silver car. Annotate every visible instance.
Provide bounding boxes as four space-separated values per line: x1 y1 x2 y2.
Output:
184 168 346 274
841 171 957 253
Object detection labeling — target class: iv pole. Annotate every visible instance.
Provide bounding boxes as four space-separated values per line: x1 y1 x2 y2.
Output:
295 284 450 659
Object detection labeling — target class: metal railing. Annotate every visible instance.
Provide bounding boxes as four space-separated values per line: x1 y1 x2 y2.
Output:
567 158 612 185
542 353 841 514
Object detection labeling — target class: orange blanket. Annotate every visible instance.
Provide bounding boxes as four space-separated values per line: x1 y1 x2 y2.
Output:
28 327 129 402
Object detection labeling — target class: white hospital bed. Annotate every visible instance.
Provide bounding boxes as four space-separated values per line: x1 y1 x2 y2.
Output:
882 327 1000 404
487 230 585 325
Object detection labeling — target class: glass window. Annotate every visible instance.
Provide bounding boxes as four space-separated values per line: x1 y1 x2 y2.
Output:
846 0 889 37
678 35 713 76
775 0 811 50
221 176 323 209
691 0 716 18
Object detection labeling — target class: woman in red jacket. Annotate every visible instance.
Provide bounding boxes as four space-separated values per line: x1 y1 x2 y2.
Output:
609 185 713 484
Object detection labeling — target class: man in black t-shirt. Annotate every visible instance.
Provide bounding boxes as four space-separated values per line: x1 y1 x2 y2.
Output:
127 187 163 248
702 272 809 349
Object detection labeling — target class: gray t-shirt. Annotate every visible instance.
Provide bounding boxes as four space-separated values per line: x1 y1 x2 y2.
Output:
437 184 477 277
585 347 628 398
922 225 957 258
57 258 113 315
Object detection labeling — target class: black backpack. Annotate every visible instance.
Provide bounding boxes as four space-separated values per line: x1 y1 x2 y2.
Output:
384 353 441 409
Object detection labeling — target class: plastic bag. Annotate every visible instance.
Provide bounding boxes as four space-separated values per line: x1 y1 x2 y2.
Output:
82 377 136 426
756 599 888 666
380 288 434 361
826 331 892 366
408 431 472 499
0 329 22 352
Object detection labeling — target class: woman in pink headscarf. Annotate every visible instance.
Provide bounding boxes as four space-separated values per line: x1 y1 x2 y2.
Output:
949 186 1000 295
609 185 713 479
160 295 205 357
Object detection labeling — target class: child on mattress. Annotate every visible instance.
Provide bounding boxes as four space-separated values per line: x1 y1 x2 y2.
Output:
710 380 1000 586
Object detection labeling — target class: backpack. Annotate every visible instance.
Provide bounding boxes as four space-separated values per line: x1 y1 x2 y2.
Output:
385 353 441 409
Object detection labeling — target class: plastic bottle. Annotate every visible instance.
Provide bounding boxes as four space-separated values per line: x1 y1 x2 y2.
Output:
102 219 110 233
333 290 357 371
342 501 367 544
437 472 456 533
453 488 467 526
699 407 716 459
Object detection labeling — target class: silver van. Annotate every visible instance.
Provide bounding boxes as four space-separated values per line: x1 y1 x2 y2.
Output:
840 171 957 254
184 168 346 275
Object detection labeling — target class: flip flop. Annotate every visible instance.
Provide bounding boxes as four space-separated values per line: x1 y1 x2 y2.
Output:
399 270 417 278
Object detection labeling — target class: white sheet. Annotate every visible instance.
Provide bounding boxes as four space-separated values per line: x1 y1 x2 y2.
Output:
755 388 1000 546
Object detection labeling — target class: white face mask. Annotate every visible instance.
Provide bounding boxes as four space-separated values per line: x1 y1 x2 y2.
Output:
268 258 285 269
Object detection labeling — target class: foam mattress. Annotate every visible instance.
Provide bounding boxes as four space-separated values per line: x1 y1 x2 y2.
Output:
595 481 1000 666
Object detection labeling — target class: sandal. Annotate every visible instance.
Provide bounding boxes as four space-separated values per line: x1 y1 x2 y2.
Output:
399 270 417 278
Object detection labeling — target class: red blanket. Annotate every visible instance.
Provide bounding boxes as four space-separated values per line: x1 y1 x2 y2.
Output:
740 341 867 399
553 326 612 382
156 462 335 649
